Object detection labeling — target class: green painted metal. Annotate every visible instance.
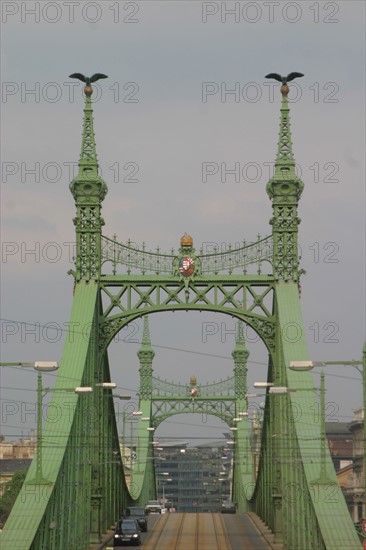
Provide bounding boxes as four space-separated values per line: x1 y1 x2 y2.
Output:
101 234 273 276
129 317 253 512
231 323 253 513
69 86 108 282
266 86 304 282
258 282 360 549
1 78 361 550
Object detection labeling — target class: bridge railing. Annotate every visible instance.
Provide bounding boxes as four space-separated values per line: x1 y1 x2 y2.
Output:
151 375 236 397
101 234 273 276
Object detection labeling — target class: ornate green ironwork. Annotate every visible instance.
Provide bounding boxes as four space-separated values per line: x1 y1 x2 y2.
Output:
1 75 362 550
101 233 273 276
152 374 236 397
137 316 155 400
136 317 243 428
151 375 237 426
267 84 304 282
98 277 275 354
69 83 108 282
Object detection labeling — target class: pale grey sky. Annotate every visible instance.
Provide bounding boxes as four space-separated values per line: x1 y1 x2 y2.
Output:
1 1 365 445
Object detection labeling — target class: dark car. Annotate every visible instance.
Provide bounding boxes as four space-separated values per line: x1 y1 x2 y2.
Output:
221 501 236 514
114 519 141 546
124 507 148 532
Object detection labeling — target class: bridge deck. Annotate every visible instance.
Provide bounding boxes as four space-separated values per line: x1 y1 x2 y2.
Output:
138 513 274 550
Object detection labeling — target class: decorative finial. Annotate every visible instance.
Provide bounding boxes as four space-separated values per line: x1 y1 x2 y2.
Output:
180 233 193 247
265 72 304 96
69 72 108 95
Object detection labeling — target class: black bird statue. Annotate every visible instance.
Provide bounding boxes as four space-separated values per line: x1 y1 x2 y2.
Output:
69 73 108 84
265 72 304 95
69 73 108 95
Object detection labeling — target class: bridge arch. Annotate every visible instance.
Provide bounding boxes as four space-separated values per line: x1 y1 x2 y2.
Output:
101 306 276 358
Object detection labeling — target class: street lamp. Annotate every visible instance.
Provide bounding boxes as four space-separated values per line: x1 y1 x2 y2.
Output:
0 361 97 484
157 474 171 506
268 387 296 395
289 349 366 490
121 411 137 474
288 361 314 371
264 376 333 484
0 362 60 484
30 362 60 484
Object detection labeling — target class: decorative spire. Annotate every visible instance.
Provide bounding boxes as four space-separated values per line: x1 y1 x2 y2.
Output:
138 316 155 360
273 89 296 179
69 75 108 200
77 91 99 178
264 73 305 281
236 319 245 345
68 74 109 281
232 322 249 399
265 77 304 197
138 316 154 400
232 322 249 362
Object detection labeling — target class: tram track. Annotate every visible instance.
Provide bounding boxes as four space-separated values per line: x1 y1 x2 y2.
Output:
143 513 231 550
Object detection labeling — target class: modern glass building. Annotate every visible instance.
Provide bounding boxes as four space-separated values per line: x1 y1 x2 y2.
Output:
154 441 232 512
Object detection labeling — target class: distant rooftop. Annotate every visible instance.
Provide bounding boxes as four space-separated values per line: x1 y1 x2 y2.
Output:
325 422 352 435
0 459 32 474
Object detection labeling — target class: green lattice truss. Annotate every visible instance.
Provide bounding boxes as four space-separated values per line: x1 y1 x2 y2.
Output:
1 80 361 550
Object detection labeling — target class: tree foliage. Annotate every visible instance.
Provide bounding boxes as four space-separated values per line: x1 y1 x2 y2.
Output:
0 469 28 526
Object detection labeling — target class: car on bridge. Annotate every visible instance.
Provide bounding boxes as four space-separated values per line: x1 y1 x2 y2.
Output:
123 507 148 532
145 500 163 514
221 500 236 514
114 518 141 546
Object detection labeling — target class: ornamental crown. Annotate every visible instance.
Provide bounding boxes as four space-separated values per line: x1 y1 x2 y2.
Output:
180 233 193 247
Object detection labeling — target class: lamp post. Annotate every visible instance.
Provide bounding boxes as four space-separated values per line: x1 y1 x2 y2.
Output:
120 409 142 486
268 376 336 485
33 363 59 484
290 346 366 495
0 361 95 484
107 394 131 467
1 361 59 484
157 474 171 507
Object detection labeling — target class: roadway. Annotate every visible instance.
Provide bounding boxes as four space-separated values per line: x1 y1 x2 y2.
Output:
142 512 274 549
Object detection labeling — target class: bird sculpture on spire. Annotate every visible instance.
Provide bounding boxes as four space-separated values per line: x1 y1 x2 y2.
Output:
69 73 108 84
69 73 108 95
265 72 304 95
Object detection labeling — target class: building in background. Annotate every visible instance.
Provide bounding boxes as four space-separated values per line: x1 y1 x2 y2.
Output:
326 422 354 471
154 440 232 512
0 433 36 460
338 408 365 522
